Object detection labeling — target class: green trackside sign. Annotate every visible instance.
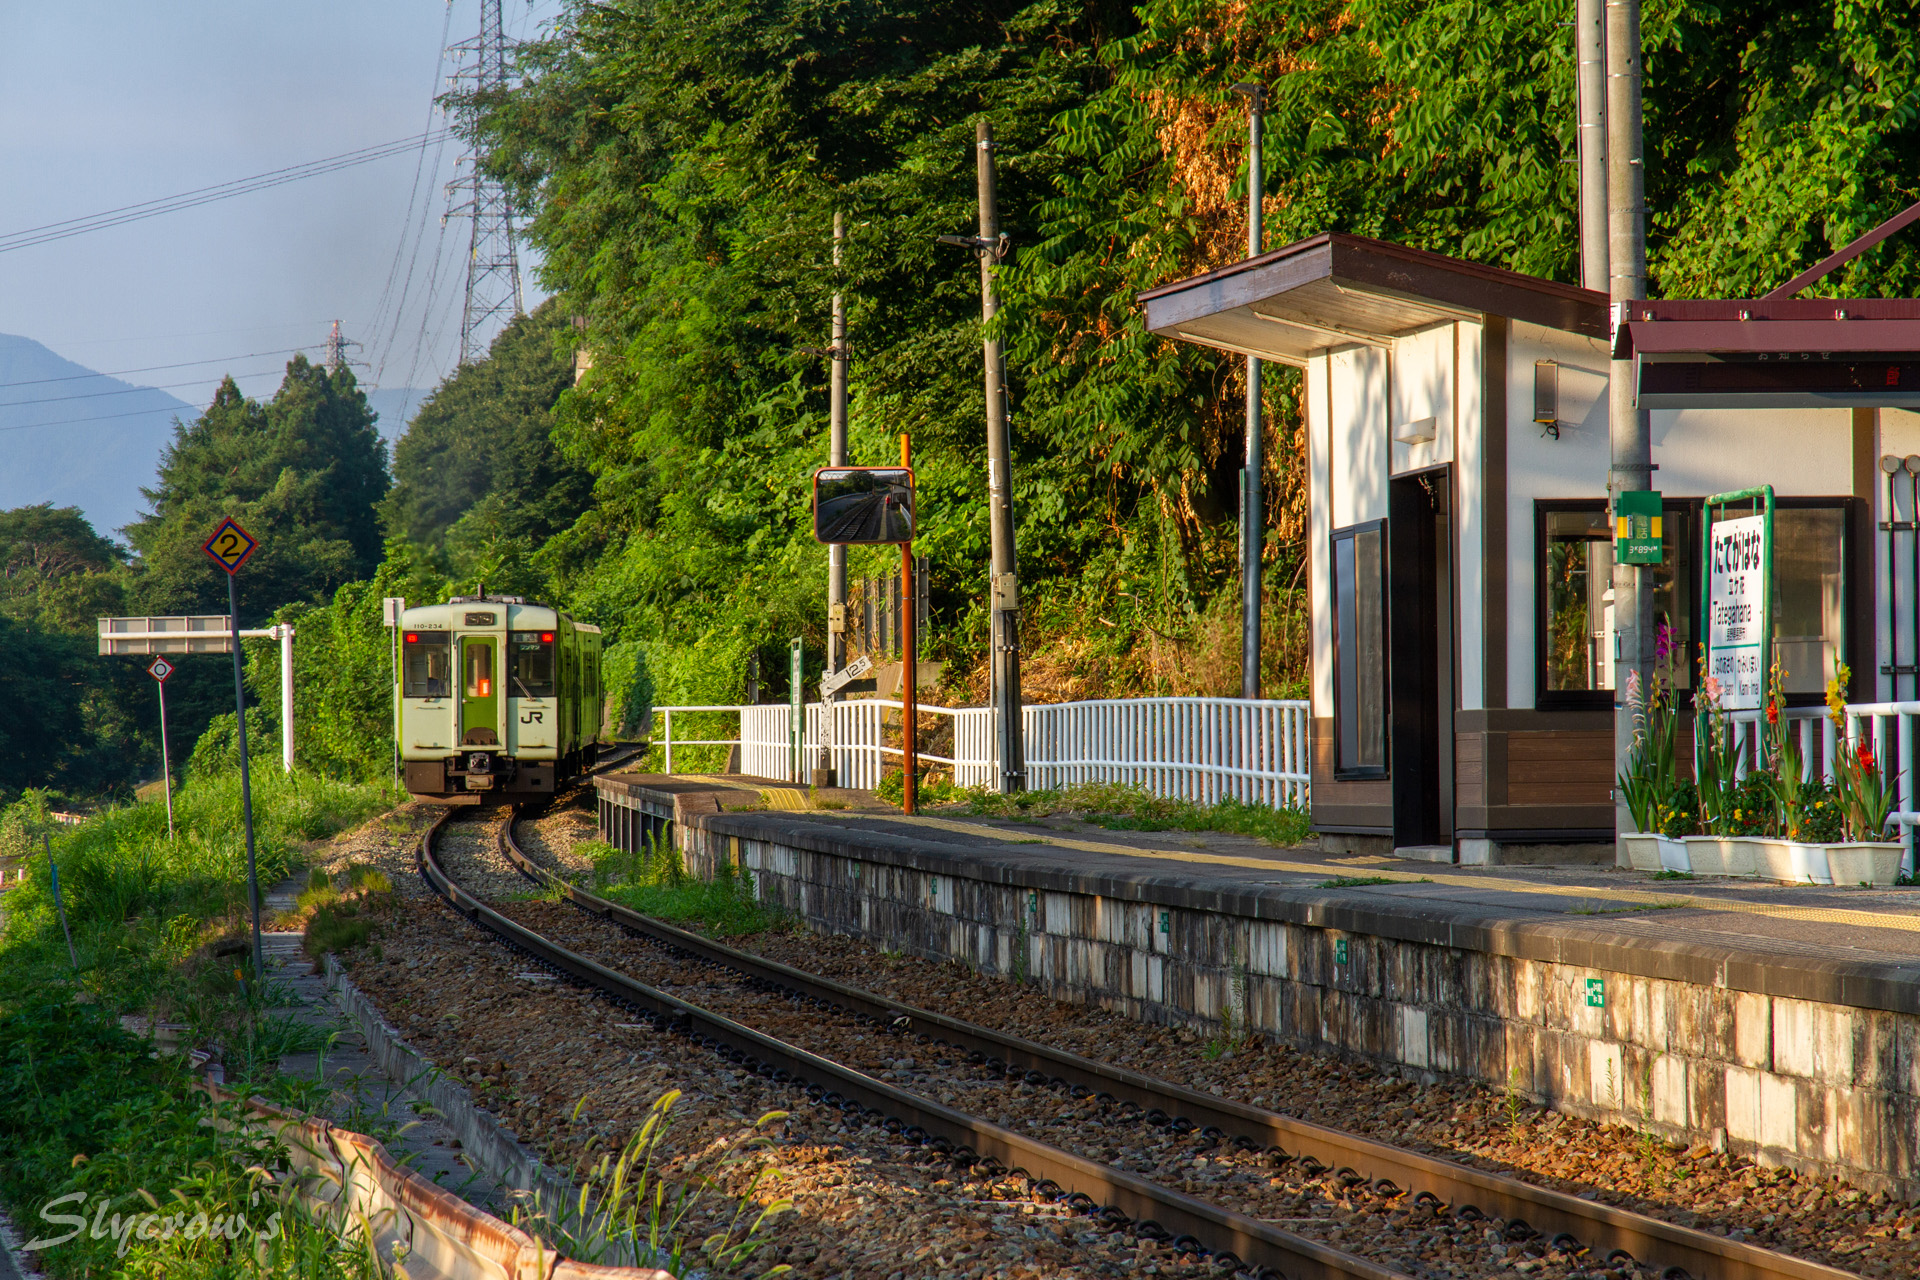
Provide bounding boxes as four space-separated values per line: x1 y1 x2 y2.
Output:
1614 490 1662 565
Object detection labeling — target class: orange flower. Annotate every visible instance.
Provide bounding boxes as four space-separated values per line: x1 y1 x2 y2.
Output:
1765 701 1779 725
1859 743 1876 772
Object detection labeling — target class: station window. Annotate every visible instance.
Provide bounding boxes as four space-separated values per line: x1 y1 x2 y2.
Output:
402 631 450 698
1536 499 1848 706
1538 502 1690 707
1769 505 1850 697
509 630 556 698
1331 521 1387 776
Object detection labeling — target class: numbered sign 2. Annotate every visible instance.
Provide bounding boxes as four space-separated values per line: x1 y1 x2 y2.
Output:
202 517 260 576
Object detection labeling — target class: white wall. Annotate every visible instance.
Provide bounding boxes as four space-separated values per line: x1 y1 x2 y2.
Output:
1503 319 1855 708
1329 345 1390 529
1456 323 1485 710
1390 323 1456 474
1308 355 1334 717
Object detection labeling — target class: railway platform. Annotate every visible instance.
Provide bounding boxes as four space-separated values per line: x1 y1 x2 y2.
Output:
595 769 1920 1198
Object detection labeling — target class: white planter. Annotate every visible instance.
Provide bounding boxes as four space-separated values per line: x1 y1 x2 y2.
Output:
1824 842 1906 887
1682 836 1728 876
1623 833 1688 873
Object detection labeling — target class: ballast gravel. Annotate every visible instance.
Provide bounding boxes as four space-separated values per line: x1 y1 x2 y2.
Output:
338 886 1221 1280
495 797 1906 1280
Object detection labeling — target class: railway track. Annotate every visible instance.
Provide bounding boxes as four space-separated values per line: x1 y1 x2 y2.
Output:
417 800 1863 1280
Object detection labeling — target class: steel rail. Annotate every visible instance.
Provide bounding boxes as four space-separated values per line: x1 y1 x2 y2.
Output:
502 818 1862 1280
417 807 1413 1280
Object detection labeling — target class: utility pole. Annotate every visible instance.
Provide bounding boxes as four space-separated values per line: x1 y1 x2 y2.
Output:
975 122 1024 793
939 122 1025 792
446 0 525 364
1576 0 1608 290
1232 83 1267 699
820 212 850 787
1607 0 1652 858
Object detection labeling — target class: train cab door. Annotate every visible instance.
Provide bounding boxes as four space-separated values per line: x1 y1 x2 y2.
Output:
460 636 500 746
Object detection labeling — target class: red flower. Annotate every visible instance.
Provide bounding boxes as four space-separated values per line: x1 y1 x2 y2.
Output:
1858 743 1876 772
1766 701 1779 725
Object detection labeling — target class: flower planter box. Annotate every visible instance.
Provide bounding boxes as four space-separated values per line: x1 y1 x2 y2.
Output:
1821 841 1904 887
1623 834 1689 873
1628 834 1904 886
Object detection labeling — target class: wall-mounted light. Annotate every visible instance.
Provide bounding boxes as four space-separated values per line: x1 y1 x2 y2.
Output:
1535 360 1561 439
1392 416 1436 445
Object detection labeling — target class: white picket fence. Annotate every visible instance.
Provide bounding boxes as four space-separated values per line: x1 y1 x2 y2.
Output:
649 696 1311 808
1713 702 1920 874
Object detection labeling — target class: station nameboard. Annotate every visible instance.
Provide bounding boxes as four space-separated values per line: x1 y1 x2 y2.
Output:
1704 506 1771 711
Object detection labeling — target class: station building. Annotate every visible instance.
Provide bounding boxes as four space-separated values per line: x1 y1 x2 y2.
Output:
1140 233 1920 862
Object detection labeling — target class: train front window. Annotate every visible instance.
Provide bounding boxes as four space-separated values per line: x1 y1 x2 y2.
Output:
509 631 555 698
465 643 493 698
402 632 450 698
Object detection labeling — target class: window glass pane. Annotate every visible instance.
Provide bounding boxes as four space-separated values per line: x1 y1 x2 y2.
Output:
1772 508 1846 695
509 631 555 697
1542 506 1689 692
403 635 449 698
1334 527 1386 771
465 643 493 698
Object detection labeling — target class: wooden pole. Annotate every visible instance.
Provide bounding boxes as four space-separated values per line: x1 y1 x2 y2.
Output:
901 432 918 813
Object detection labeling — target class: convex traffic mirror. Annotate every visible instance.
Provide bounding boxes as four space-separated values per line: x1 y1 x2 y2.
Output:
813 467 915 544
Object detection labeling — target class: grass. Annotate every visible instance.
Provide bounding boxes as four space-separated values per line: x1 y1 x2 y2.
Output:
299 865 397 961
584 840 790 937
1319 876 1401 888
0 767 411 1278
959 781 1312 846
1647 869 1696 881
1568 899 1690 915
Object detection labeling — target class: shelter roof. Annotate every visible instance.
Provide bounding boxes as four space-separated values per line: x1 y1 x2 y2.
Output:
1136 233 1606 365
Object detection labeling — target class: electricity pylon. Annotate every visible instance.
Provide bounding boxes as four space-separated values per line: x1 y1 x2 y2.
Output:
444 0 524 365
323 320 363 374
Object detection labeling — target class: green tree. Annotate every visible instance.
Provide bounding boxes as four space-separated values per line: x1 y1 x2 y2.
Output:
125 357 389 622
383 302 589 597
122 357 390 767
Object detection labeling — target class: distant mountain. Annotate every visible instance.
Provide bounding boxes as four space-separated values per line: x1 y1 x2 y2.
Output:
364 385 432 444
0 333 195 541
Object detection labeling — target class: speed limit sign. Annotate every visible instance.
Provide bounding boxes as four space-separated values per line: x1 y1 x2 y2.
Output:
147 656 175 683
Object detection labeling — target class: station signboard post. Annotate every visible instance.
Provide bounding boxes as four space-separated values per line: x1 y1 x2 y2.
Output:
1702 487 1774 712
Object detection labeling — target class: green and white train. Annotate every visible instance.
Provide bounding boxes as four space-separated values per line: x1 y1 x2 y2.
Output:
397 595 604 802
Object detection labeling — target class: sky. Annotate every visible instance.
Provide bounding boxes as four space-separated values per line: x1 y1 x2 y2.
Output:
0 0 563 435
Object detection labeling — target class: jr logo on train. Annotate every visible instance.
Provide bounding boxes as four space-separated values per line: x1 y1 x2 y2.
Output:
396 594 604 802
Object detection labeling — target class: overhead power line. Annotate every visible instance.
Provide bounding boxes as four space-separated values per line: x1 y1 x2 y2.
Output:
0 131 451 255
0 366 292 410
0 347 309 390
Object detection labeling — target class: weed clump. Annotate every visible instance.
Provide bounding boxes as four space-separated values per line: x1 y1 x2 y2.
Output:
589 840 788 937
962 780 1312 846
299 864 395 960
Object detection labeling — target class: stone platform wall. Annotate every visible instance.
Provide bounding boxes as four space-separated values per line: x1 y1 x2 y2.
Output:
611 792 1920 1198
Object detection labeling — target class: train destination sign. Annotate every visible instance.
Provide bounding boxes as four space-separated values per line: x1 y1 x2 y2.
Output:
1705 513 1770 710
202 517 260 575
813 467 914 545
